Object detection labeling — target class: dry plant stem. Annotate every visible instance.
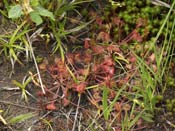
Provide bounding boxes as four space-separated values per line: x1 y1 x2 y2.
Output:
45 86 82 107
72 94 81 131
0 113 13 130
26 33 45 94
0 114 7 125
78 113 82 131
84 110 104 131
151 0 171 8
0 100 39 110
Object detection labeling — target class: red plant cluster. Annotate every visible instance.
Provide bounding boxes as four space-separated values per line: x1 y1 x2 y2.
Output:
91 56 115 88
38 39 123 110
37 15 147 111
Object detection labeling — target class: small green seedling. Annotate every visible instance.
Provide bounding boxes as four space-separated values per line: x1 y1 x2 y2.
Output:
12 76 32 102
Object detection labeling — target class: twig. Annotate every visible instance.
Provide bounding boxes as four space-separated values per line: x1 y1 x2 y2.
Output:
151 0 171 8
78 113 82 131
72 94 81 131
26 33 46 94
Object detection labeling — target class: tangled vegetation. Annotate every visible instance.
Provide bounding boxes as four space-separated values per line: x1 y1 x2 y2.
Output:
0 0 175 131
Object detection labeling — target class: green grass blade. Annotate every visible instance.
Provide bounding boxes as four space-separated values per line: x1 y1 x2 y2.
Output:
9 112 35 124
9 20 27 45
128 111 143 129
102 86 125 121
12 80 23 88
102 86 109 120
23 77 32 88
66 64 77 83
65 19 94 34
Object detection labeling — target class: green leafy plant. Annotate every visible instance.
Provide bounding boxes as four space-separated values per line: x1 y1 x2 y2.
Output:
8 0 55 25
0 21 30 73
12 76 32 102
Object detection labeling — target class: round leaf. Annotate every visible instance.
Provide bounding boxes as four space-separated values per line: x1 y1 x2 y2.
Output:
29 11 43 25
35 6 55 21
8 4 23 19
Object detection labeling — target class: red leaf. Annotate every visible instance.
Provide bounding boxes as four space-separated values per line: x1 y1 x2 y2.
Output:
73 82 86 94
113 17 122 25
84 38 91 49
46 101 56 110
102 65 115 77
102 57 114 66
97 31 111 42
83 50 92 63
132 30 142 42
96 16 103 25
37 91 45 96
129 55 136 63
63 98 70 107
106 44 120 53
91 45 105 54
103 76 116 88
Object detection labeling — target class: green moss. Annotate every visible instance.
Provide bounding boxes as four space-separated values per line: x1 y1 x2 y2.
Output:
172 99 175 105
166 99 170 104
167 103 173 111
173 108 175 112
106 0 174 42
167 76 175 86
155 95 163 101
